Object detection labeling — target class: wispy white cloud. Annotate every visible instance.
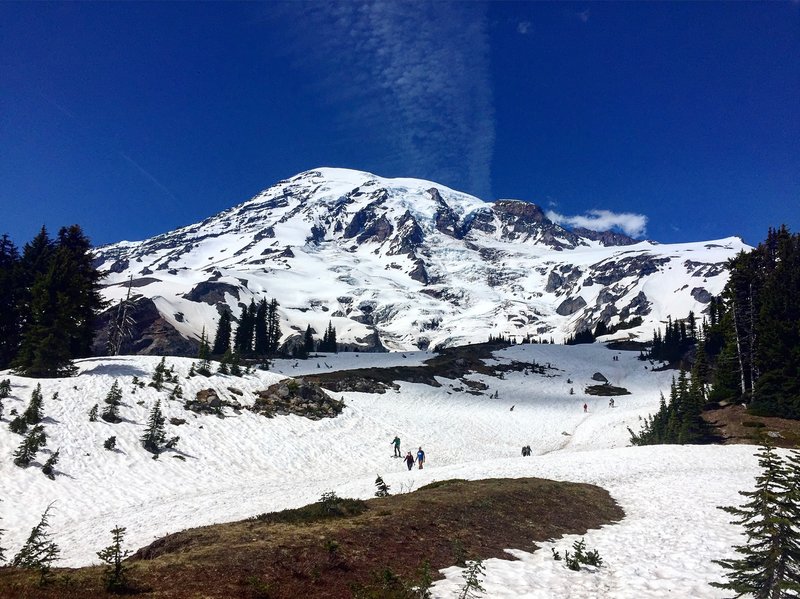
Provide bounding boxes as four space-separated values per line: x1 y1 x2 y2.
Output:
517 21 531 35
546 209 648 238
281 1 495 198
576 8 591 23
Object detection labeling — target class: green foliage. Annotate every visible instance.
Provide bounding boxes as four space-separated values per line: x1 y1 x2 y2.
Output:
552 538 604 572
646 313 698 364
141 399 166 454
101 380 123 423
149 357 168 391
23 383 44 425
0 378 11 398
12 503 60 584
41 449 59 480
88 404 99 422
251 494 368 525
96 525 132 593
10 414 28 434
318 321 338 353
710 444 800 597
212 309 233 355
458 559 486 599
629 369 714 445
375 475 391 497
104 436 117 451
197 327 212 375
13 424 47 467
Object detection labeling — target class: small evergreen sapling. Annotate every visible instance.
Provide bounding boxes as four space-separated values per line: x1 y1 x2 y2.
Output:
104 436 117 451
0 378 11 398
97 525 131 592
374 475 391 497
458 559 486 599
41 449 60 479
9 414 27 434
12 503 60 584
150 357 168 391
102 380 123 423
13 424 47 467
88 404 99 422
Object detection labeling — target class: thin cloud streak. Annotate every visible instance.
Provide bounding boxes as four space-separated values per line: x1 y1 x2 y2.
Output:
547 209 648 238
119 152 180 204
285 1 495 199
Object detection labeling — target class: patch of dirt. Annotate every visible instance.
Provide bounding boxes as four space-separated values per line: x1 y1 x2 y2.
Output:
0 477 624 598
703 403 800 448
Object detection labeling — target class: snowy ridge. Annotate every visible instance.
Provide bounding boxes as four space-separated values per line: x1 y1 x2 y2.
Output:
0 344 760 597
93 168 750 353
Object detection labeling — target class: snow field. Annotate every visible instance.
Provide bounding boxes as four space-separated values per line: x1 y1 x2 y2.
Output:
0 344 763 598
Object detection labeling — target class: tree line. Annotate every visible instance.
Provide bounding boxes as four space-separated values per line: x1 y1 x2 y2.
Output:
0 226 105 377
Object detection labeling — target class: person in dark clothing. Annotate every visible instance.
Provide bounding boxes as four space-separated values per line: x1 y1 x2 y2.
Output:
391 435 401 457
416 447 425 469
405 451 415 470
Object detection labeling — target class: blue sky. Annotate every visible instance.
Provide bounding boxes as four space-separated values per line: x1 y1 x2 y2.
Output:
1 1 798 247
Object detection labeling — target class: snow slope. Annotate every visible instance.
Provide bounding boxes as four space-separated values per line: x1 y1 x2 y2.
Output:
0 344 761 597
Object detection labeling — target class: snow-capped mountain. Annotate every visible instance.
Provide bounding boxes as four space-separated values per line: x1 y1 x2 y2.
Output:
93 168 749 353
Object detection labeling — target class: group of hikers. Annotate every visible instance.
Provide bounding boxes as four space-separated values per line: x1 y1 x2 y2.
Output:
391 436 426 470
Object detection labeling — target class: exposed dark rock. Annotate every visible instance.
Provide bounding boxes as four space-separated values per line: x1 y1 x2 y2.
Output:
572 227 638 246
409 259 429 284
184 388 243 414
388 210 425 256
183 281 241 305
430 188 461 237
545 265 582 293
590 256 669 286
357 214 393 244
251 378 345 420
92 297 199 357
170 417 187 426
691 287 714 304
619 291 652 321
591 372 608 382
556 296 587 316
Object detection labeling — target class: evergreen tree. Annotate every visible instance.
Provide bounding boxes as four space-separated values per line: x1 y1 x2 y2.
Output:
197 327 212 376
13 424 47 467
711 444 800 598
0 234 21 369
303 325 315 355
141 399 166 454
12 503 60 584
104 436 117 451
374 475 391 497
150 357 168 391
230 351 242 377
41 449 60 480
23 383 44 424
266 298 282 354
97 525 132 592
458 559 486 599
212 309 233 356
217 349 231 375
233 300 256 355
88 404 99 422
253 299 268 355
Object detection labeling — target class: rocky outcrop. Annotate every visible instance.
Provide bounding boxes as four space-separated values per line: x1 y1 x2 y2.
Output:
572 227 638 247
556 296 587 316
183 281 241 305
92 297 199 357
184 388 243 414
251 378 345 420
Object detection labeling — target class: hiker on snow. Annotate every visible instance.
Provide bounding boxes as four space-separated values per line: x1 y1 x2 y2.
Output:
583 402 588 413
391 435 401 457
405 451 415 470
417 447 426 469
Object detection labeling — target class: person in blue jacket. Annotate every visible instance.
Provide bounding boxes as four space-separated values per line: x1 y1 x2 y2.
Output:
416 447 425 469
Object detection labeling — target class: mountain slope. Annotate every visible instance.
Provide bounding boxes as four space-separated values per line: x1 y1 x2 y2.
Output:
94 168 749 352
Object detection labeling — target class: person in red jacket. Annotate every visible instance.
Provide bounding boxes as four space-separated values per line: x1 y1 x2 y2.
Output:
404 451 415 470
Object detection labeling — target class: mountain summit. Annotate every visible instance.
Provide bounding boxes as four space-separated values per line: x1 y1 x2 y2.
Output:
93 168 748 353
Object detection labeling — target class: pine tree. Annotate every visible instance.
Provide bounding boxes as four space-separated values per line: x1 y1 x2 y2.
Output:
12 503 61 584
375 475 391 497
150 357 167 391
253 299 268 355
711 444 800 598
13 424 47 467
197 327 212 376
212 309 233 356
97 525 132 592
217 349 231 374
23 383 44 424
141 399 166 454
303 325 315 355
234 300 256 354
458 559 486 599
88 404 99 422
104 436 117 451
41 449 60 480
0 234 21 369
266 298 282 354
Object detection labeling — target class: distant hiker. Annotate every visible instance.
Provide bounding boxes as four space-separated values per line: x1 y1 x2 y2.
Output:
417 447 426 469
391 435 401 457
583 403 588 413
609 398 615 408
526 444 532 456
510 405 515 411
405 451 415 470
521 445 531 456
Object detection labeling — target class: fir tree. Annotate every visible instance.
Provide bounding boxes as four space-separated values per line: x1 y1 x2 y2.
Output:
0 234 21 370
23 383 44 424
141 399 166 454
13 424 47 467
711 444 800 598
458 559 486 599
97 525 132 592
41 449 59 480
150 357 168 391
212 309 232 356
375 475 391 497
253 299 268 355
266 298 282 354
217 349 231 374
104 436 117 451
303 325 315 355
10 414 28 434
230 351 242 377
197 327 212 376
12 503 60 584
101 380 123 423
234 300 256 355
88 404 99 422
